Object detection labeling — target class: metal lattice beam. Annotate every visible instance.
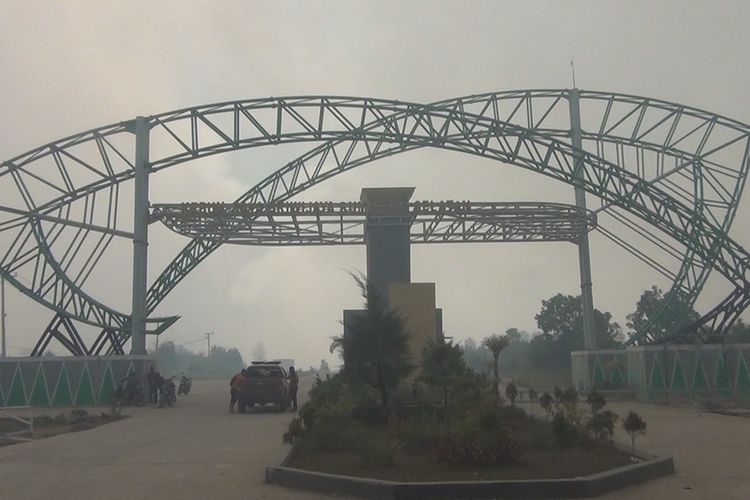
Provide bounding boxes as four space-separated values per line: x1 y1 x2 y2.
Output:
150 201 596 245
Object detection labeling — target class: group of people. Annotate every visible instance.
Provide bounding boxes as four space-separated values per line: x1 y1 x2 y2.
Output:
145 366 189 405
228 365 299 412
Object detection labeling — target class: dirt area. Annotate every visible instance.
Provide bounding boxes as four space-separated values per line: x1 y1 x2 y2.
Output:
287 411 633 482
0 409 124 446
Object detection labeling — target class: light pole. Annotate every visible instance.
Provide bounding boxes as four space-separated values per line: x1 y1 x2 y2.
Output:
1 272 18 358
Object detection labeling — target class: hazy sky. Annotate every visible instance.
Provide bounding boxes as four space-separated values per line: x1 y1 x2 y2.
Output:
2 0 750 368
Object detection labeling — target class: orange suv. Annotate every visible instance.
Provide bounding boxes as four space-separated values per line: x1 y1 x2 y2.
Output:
237 361 289 413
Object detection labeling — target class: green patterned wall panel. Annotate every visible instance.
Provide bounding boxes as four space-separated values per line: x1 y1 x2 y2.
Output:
592 357 606 388
671 352 688 391
52 365 73 406
29 365 50 406
737 352 750 393
0 357 155 408
98 363 116 406
76 365 96 406
6 365 27 406
693 357 709 393
649 354 666 392
715 354 732 397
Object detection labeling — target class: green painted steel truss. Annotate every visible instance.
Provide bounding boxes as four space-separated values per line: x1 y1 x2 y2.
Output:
1 90 750 350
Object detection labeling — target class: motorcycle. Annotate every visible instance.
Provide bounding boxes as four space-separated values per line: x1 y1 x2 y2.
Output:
177 376 192 396
111 378 144 416
158 377 177 407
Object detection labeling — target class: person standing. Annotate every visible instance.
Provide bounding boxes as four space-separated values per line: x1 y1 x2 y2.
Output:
288 366 299 411
146 365 158 405
229 369 247 412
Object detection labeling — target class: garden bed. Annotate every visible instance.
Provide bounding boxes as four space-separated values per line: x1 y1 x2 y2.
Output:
286 409 633 482
0 409 124 446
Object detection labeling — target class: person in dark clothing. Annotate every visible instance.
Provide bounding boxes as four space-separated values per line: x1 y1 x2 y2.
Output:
123 372 139 404
146 365 158 405
229 369 247 412
288 366 299 411
155 372 167 406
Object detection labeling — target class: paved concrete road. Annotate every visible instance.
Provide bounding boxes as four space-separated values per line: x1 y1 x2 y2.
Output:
0 378 331 500
602 400 750 500
522 399 750 500
2 380 749 499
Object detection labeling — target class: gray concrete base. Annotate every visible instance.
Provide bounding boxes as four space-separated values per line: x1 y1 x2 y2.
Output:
266 450 674 499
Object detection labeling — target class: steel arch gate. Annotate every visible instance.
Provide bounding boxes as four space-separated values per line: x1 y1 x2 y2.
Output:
1 89 749 353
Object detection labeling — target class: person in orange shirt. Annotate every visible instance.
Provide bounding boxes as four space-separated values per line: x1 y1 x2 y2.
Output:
229 369 247 412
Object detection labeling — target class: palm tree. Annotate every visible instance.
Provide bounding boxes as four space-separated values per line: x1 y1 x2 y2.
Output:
482 334 509 400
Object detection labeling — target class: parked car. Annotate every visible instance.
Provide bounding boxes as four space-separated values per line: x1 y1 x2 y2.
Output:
237 361 289 413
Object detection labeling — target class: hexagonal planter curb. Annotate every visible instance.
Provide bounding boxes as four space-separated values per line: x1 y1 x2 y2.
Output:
266 449 674 499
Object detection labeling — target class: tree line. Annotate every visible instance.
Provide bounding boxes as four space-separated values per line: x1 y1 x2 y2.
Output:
153 341 245 379
462 284 747 376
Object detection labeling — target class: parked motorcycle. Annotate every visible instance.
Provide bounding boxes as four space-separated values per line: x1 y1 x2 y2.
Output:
159 376 177 407
177 376 192 396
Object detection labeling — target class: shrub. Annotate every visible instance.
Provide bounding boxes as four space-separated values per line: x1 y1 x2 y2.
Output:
398 417 445 448
477 401 502 434
586 410 618 443
553 386 563 409
560 388 578 409
505 382 519 406
527 388 538 405
539 391 554 420
497 405 526 423
586 390 607 413
622 411 647 455
450 370 485 412
299 373 347 431
433 429 521 467
357 437 402 469
352 397 388 425
283 417 306 446
551 412 579 457
560 388 582 425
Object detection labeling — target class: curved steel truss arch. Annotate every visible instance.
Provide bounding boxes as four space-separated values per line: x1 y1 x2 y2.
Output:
1 90 749 348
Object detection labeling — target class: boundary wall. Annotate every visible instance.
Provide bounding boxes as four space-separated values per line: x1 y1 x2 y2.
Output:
0 356 156 407
572 344 750 399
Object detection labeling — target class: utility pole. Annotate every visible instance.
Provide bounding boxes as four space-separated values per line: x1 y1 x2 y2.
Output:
206 331 214 357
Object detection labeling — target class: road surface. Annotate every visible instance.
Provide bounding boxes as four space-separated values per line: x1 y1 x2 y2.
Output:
1 379 748 499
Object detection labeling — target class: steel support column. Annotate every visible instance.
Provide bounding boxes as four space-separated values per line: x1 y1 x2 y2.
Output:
130 116 150 355
569 89 597 350
1 275 6 358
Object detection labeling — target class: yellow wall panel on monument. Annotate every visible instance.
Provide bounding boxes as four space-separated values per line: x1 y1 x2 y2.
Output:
388 282 439 380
